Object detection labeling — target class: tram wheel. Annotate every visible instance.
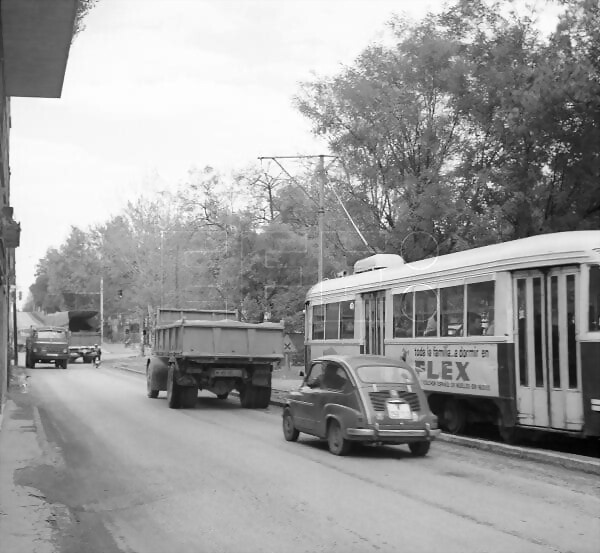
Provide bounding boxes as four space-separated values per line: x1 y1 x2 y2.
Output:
442 398 467 434
498 415 519 444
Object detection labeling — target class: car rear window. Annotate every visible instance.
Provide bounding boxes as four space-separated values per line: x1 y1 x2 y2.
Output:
36 330 67 340
356 365 414 384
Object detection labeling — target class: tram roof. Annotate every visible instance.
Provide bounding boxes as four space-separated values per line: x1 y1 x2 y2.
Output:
308 230 600 298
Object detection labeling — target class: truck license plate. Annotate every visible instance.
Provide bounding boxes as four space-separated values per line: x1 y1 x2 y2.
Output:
387 402 411 419
213 369 242 377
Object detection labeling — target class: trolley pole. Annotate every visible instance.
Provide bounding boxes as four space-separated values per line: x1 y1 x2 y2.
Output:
318 155 325 283
100 276 104 346
257 154 336 284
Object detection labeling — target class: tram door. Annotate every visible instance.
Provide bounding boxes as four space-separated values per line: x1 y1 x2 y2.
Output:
513 268 582 430
363 292 386 355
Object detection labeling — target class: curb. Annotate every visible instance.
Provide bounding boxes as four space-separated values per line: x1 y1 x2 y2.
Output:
114 363 600 476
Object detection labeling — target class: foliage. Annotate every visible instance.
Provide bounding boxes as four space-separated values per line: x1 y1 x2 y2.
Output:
73 0 100 39
27 0 600 333
295 0 600 253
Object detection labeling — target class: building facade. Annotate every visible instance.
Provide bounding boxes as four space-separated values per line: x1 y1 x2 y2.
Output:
0 0 79 421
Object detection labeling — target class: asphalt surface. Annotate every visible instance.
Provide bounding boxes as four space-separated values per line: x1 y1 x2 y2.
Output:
2 360 599 553
108 354 600 476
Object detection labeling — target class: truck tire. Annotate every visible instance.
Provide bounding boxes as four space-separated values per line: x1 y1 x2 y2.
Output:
239 384 256 408
58 359 68 370
146 368 159 398
167 366 180 409
254 387 271 409
25 353 32 368
179 386 198 409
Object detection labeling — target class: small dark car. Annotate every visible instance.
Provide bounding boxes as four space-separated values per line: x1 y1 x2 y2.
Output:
282 354 440 456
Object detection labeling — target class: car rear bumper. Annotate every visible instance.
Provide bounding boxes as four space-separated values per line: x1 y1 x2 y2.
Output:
347 426 441 441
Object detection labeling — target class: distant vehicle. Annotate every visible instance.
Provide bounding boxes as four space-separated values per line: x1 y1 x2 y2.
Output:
304 230 600 443
146 308 284 409
43 310 101 363
25 326 69 369
17 328 32 352
282 354 440 456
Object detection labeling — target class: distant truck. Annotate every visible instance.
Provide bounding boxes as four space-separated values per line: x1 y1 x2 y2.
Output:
43 310 101 363
25 326 70 369
146 308 284 409
17 328 32 352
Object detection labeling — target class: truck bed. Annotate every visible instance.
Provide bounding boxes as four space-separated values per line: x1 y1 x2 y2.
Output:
153 319 284 361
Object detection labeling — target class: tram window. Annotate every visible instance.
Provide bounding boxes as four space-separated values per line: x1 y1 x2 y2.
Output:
589 266 600 332
340 301 355 339
393 292 414 338
466 281 495 336
533 277 544 387
550 275 560 388
441 285 464 337
517 279 528 386
312 304 325 340
325 303 341 339
567 274 577 389
415 289 438 337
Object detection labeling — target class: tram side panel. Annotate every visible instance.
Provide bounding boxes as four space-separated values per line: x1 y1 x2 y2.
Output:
580 341 600 438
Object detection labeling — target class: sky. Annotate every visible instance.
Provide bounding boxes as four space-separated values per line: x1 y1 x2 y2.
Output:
10 0 559 305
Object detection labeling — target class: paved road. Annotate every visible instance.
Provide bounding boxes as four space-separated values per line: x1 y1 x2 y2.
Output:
1 362 598 553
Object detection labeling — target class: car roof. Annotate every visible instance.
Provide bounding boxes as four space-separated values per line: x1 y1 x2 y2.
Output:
312 354 410 369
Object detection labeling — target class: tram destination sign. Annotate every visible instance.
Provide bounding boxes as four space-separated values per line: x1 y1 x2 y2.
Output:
399 343 499 397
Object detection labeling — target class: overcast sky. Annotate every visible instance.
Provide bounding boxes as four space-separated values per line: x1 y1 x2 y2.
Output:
10 0 557 302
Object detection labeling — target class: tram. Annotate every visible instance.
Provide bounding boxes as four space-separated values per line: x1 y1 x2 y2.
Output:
304 231 600 441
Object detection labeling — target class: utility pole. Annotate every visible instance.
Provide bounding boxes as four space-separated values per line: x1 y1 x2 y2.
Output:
258 154 335 283
317 155 325 283
100 277 104 345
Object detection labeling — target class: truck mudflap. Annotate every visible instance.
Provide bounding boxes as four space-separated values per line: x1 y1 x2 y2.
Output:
251 367 272 387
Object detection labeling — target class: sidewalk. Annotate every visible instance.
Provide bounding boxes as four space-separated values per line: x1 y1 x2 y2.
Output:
0 366 61 553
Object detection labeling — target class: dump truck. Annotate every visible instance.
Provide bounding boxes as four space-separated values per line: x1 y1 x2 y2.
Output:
25 326 70 369
146 308 284 409
43 310 101 363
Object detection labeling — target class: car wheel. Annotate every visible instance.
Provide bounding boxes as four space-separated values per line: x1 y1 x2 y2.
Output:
147 368 159 398
216 392 229 400
282 408 299 442
166 365 180 409
408 441 431 457
60 360 68 370
441 398 467 434
327 420 351 456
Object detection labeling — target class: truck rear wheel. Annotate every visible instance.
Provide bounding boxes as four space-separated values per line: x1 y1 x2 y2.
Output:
147 368 159 398
179 386 198 409
167 366 180 409
254 387 271 409
240 384 256 408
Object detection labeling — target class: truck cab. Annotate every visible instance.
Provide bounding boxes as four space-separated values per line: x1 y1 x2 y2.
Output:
25 326 70 369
